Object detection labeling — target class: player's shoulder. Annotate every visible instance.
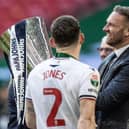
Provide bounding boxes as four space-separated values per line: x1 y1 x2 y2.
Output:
73 59 97 72
73 60 100 83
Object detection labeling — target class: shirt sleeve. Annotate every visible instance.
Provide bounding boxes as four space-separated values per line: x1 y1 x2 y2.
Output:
79 69 100 100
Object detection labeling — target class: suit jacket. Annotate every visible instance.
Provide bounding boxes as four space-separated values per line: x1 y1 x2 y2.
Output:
96 47 129 129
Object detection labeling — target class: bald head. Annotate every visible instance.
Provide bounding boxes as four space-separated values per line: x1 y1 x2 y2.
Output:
98 36 115 60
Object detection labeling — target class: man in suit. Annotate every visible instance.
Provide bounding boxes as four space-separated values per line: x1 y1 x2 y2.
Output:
96 5 129 129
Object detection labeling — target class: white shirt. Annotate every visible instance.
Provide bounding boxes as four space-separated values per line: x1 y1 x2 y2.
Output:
115 44 129 57
26 56 100 129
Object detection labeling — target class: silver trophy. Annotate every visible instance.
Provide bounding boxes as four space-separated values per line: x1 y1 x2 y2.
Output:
5 16 53 127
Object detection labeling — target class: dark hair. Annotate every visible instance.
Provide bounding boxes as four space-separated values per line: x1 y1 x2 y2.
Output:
50 15 80 47
113 5 129 20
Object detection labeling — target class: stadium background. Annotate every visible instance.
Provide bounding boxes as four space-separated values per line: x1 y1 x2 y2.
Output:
0 0 128 128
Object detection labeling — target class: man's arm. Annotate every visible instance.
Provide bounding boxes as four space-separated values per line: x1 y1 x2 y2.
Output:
96 64 129 111
77 99 96 129
25 99 36 129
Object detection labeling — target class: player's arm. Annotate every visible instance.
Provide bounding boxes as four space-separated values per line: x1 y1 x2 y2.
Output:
25 99 36 129
77 99 96 129
78 69 100 129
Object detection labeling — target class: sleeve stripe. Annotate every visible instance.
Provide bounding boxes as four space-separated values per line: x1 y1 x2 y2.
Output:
25 97 32 100
79 95 96 100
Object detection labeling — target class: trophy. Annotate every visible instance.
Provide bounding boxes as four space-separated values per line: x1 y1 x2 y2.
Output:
0 16 53 128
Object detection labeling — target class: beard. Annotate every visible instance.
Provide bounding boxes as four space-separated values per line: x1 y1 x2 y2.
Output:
106 34 124 47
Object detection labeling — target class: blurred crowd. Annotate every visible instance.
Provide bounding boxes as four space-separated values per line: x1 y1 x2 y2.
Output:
0 51 8 129
0 80 8 129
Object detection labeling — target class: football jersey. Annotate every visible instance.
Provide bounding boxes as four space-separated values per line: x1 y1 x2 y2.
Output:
26 53 100 129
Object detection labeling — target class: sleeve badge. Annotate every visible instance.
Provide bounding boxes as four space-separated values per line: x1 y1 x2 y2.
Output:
90 73 99 87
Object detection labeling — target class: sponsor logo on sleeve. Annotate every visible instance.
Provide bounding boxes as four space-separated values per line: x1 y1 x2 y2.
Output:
90 73 99 87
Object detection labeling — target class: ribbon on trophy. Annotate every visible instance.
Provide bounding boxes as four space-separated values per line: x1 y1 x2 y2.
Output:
9 16 53 128
10 21 26 128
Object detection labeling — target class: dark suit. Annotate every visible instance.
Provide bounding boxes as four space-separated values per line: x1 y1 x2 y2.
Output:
96 47 129 129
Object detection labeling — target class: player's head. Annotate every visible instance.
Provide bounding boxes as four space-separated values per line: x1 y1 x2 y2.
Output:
49 15 84 48
103 5 129 49
97 36 115 60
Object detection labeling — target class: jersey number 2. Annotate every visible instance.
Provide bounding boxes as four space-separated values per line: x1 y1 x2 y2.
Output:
43 88 65 127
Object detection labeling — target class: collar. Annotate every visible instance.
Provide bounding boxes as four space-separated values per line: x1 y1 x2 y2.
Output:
55 52 77 60
115 44 129 57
